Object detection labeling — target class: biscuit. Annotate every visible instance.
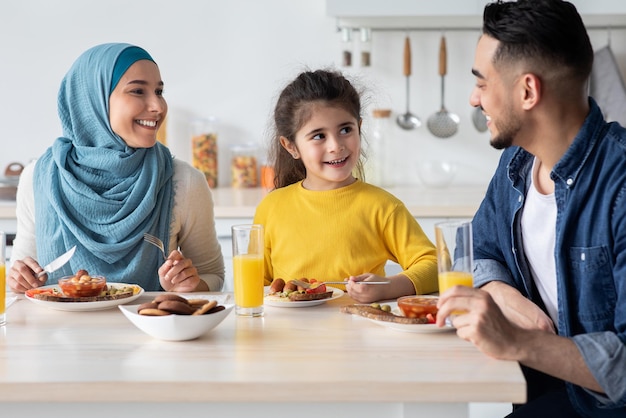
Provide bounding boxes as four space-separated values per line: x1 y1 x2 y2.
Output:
138 308 171 316
137 301 159 311
192 300 218 315
206 305 226 315
157 300 195 315
153 294 189 304
187 298 211 307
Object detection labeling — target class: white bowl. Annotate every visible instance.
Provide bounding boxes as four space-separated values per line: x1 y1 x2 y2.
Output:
417 161 457 188
119 303 234 341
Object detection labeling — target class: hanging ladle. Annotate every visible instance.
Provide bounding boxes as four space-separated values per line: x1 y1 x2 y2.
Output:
396 36 421 130
427 35 460 138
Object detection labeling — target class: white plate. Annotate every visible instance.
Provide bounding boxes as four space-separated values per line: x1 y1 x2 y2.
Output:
264 286 344 308
24 283 144 312
362 302 454 334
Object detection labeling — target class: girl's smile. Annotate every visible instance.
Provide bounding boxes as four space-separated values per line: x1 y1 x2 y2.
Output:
282 103 360 191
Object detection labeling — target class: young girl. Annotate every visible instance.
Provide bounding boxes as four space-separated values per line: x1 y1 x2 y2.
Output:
253 69 437 303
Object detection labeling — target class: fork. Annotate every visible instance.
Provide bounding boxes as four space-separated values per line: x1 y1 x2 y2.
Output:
143 233 166 260
290 279 390 288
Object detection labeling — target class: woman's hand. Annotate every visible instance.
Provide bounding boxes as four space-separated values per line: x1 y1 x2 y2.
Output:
158 250 208 292
8 257 47 293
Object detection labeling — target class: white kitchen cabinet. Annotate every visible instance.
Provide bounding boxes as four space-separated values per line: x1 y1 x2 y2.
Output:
326 0 626 29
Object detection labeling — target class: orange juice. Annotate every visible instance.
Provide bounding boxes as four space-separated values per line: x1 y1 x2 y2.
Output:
438 271 473 294
233 254 264 308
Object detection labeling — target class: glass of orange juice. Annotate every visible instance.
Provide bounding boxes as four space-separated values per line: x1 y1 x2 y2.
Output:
435 221 473 294
0 231 6 326
232 224 264 317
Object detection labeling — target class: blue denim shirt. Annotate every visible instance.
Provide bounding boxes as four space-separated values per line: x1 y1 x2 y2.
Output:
472 99 626 417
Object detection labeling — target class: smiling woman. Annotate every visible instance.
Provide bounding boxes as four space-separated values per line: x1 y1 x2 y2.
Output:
8 43 224 294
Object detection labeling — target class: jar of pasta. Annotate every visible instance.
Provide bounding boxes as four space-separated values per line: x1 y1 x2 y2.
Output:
230 144 258 188
191 117 218 188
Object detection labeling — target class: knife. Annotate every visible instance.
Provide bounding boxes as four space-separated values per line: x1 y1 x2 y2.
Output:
36 246 77 278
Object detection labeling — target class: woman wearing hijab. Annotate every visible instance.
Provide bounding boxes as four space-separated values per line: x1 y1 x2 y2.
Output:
8 43 224 292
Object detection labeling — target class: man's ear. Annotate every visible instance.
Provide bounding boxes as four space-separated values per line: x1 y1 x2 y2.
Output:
520 73 541 110
280 136 299 159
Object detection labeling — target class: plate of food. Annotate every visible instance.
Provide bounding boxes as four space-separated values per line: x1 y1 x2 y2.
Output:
341 296 454 333
25 274 144 312
264 278 344 307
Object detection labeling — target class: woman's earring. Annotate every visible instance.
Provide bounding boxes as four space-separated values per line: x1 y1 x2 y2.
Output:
292 152 299 159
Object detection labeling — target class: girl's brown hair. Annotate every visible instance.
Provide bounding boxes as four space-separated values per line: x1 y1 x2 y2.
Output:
269 69 365 189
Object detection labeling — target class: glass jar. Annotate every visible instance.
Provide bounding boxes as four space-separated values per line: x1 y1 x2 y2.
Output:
360 28 372 67
341 27 353 67
230 144 259 188
156 116 167 145
260 157 275 192
367 109 395 188
191 117 218 188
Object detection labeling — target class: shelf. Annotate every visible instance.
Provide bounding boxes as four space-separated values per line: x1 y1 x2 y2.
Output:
326 0 626 31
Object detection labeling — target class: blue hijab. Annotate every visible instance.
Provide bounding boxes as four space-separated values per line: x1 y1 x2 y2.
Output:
34 43 173 290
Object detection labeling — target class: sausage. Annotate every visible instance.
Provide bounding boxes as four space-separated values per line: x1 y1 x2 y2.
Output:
269 278 285 293
284 281 297 292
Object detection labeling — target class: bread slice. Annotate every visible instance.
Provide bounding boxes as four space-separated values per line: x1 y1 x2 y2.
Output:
32 290 134 303
341 304 428 324
288 291 333 302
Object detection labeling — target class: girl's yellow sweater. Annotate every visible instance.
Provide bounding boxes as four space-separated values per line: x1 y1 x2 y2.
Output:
253 180 438 295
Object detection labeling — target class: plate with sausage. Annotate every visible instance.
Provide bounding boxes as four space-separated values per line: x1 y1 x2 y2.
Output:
264 279 344 308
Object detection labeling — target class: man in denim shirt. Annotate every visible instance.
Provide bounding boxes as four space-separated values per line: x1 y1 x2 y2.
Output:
436 1 626 417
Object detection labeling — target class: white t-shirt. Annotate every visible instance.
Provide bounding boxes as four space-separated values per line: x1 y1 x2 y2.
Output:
520 158 558 325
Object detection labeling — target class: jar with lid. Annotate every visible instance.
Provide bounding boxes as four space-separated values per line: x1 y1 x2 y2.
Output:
191 117 218 188
259 156 275 192
366 109 395 187
230 143 259 188
360 28 372 67
341 27 353 67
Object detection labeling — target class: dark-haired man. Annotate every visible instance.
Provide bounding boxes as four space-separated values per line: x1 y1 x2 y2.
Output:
437 1 626 416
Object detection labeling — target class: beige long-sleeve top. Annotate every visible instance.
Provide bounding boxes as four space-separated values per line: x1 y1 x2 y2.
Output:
11 159 225 291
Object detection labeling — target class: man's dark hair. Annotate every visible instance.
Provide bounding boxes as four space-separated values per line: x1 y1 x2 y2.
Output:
483 0 593 84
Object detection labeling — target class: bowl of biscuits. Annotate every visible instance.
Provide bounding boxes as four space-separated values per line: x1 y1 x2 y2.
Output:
119 294 233 341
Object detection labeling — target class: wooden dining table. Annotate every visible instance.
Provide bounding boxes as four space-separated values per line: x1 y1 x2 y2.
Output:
0 290 525 418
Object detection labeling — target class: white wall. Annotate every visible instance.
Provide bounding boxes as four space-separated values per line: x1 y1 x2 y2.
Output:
1 0 625 189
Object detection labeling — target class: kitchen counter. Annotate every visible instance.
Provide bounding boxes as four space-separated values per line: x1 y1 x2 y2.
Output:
0 186 486 220
212 185 486 218
0 291 525 418
0 201 15 220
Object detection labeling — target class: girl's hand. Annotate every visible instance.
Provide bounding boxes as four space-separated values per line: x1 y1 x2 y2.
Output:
345 273 401 303
8 257 47 293
158 250 206 292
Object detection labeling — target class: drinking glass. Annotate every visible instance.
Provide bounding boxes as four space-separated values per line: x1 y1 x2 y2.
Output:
231 224 264 317
435 221 474 294
0 231 6 326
